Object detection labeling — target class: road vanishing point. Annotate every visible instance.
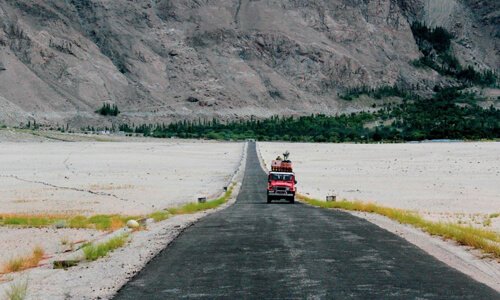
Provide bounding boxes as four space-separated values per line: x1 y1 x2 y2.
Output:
115 142 498 299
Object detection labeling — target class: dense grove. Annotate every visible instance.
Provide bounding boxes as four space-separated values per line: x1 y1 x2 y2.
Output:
96 103 120 116
117 89 500 142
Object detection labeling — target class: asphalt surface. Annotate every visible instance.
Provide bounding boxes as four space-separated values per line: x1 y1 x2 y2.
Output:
115 142 498 299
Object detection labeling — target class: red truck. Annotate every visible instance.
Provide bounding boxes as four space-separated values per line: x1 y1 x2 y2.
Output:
267 152 297 204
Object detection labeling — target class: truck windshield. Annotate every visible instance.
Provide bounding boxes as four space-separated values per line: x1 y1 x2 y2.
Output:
270 174 294 181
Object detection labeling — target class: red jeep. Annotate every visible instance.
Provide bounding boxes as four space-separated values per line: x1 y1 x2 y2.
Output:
267 155 297 204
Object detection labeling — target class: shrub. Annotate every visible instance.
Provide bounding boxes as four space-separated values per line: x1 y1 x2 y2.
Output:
1 247 45 274
3 279 28 300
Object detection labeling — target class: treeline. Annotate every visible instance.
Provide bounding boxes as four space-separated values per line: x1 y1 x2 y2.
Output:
119 113 376 142
411 22 497 87
376 88 500 141
115 88 499 142
339 85 418 101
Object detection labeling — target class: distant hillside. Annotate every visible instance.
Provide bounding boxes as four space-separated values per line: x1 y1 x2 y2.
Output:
0 0 498 128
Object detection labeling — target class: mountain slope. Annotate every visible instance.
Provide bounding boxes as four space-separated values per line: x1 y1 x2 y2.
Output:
0 0 497 127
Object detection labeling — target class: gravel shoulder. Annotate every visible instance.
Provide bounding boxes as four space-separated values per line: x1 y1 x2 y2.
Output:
348 211 500 292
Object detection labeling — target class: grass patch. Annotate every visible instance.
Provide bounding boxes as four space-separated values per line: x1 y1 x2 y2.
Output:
0 214 139 231
148 210 171 222
298 194 500 258
3 279 28 300
167 185 234 215
1 247 45 274
0 184 236 231
82 234 129 261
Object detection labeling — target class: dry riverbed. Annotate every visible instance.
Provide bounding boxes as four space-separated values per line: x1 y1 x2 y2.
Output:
0 132 246 299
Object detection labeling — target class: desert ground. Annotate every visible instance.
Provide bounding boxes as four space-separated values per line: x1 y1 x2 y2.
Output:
0 132 245 290
0 139 243 216
259 142 500 232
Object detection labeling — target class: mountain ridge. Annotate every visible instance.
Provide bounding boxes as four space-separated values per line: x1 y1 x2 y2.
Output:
0 0 497 128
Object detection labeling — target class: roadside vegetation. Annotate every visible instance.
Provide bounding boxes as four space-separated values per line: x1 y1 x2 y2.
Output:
166 185 234 215
0 185 235 232
1 247 44 274
0 185 235 285
298 195 500 258
0 186 235 274
112 88 499 142
0 214 139 231
82 234 129 261
3 279 28 300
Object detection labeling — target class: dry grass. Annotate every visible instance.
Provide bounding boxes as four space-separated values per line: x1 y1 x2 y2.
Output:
1 247 45 274
166 185 234 215
298 194 500 258
3 279 28 300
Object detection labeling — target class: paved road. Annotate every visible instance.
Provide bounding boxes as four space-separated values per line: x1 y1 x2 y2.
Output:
115 142 498 299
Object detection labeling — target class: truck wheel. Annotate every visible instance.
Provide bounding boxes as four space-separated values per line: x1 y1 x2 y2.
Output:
267 196 272 203
289 197 295 204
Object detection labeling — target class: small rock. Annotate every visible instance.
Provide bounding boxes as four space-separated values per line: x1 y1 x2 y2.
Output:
126 219 140 229
187 96 199 103
256 36 265 47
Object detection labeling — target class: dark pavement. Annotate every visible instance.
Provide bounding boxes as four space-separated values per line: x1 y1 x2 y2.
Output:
115 142 498 299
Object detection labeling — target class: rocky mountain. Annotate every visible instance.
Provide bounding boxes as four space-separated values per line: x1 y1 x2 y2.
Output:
0 0 498 127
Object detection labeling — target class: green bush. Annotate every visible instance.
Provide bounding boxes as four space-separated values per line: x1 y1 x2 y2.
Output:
96 103 120 116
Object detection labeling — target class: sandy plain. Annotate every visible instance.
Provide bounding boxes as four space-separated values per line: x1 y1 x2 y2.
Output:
0 140 243 215
0 135 244 290
259 142 500 231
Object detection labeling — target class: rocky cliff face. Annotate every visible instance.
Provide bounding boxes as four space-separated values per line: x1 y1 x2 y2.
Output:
0 0 497 127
